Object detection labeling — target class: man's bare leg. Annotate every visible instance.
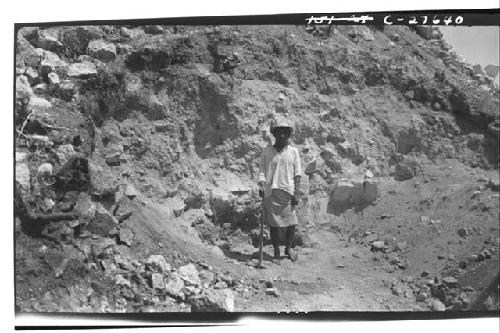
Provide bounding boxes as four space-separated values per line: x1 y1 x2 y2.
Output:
285 226 298 262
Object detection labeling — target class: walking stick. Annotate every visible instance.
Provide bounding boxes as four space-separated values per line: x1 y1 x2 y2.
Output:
258 197 265 269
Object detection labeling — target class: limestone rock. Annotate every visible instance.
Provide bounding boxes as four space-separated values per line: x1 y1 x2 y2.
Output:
153 120 175 133
24 67 39 85
34 29 64 53
115 274 131 288
117 44 133 55
36 49 63 75
16 152 28 164
29 96 52 110
327 178 378 215
347 26 374 41
105 152 121 166
178 263 200 286
484 64 499 78
37 163 53 177
17 34 40 68
415 26 442 40
145 255 171 273
214 281 228 289
33 84 48 94
190 288 235 312
199 270 215 284
150 273 165 290
40 198 55 213
229 243 256 256
472 64 484 75
372 241 385 251
120 27 144 39
16 75 33 99
87 39 117 62
87 204 118 236
487 178 499 191
58 80 77 98
55 144 76 165
165 272 185 299
74 192 97 221
265 287 280 297
442 276 458 287
67 61 97 78
362 233 378 243
304 157 317 175
91 237 116 259
88 163 119 196
47 72 60 85
124 183 139 199
429 299 446 311
118 227 134 246
163 197 186 217
144 25 166 35
15 163 30 194
213 172 251 194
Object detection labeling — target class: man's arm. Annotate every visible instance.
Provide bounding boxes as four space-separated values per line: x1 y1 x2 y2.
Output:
293 175 302 198
292 148 303 205
291 175 301 206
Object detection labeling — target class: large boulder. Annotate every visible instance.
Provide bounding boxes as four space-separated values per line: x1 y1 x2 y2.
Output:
484 64 499 78
327 178 378 215
87 39 117 62
190 288 235 312
213 172 251 194
66 61 97 78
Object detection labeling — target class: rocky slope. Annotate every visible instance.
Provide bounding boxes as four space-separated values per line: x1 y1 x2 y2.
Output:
14 24 499 313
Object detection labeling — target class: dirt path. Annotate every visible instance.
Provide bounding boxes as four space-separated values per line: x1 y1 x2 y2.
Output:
235 227 420 311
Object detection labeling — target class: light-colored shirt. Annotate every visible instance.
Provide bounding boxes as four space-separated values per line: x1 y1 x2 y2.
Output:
258 144 302 197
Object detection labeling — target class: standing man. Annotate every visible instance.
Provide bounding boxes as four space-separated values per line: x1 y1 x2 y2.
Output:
258 118 302 263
